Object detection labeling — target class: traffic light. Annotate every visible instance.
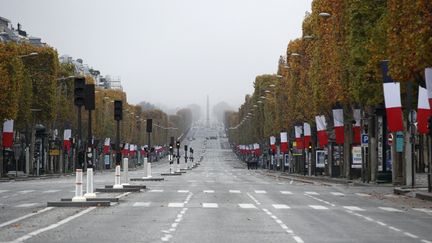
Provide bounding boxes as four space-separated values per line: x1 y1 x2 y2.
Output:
189 148 193 153
74 77 85 107
146 119 153 133
84 84 95 111
176 140 180 149
114 100 122 121
184 145 188 151
169 144 174 153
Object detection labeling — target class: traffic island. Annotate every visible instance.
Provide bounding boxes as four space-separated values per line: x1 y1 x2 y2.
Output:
47 200 110 207
415 192 432 201
161 172 182 176
131 177 164 181
61 197 119 202
96 187 141 193
104 185 146 190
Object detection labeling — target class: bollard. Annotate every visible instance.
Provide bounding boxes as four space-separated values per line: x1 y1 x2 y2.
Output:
84 168 96 198
143 157 148 177
113 165 123 189
147 162 152 178
72 169 86 202
122 158 130 185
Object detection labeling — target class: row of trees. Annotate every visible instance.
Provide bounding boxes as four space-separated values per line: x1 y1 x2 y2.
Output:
0 42 194 153
225 0 432 183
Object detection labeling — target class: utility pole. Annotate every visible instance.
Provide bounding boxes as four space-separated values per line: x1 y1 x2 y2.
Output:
74 78 85 170
114 100 123 166
85 84 95 170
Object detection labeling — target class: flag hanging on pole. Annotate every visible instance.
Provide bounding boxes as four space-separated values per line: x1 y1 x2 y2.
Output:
332 104 344 145
315 115 328 148
270 136 277 153
280 132 288 153
303 123 311 149
425 68 432 110
353 109 361 144
63 129 72 151
295 126 303 150
381 60 403 132
417 86 430 134
103 138 110 154
2 120 13 149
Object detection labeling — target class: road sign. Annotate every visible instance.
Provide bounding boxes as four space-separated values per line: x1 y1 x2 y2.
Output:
387 133 393 146
361 134 369 147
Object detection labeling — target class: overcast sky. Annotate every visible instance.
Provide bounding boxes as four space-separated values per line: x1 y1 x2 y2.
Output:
2 0 312 112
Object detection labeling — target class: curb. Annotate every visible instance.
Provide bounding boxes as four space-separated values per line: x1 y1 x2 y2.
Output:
415 192 432 202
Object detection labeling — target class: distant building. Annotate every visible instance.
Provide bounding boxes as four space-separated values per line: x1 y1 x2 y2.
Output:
0 15 45 46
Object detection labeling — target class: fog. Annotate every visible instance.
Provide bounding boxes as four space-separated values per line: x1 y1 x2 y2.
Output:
1 0 312 112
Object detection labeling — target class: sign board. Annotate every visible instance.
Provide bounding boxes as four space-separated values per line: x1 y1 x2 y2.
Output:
284 154 290 167
396 131 404 153
351 146 362 168
387 133 393 146
49 149 60 156
361 134 369 147
316 150 326 168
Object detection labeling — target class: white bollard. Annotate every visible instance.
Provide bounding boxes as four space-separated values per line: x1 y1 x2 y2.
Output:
113 165 123 189
143 157 148 177
84 168 96 198
147 162 152 178
72 169 86 202
122 158 130 185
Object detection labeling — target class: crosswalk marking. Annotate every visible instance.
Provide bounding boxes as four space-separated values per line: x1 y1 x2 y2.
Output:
203 190 214 193
229 190 241 193
177 190 189 193
168 203 184 208
133 202 151 207
202 203 218 208
0 190 9 194
18 190 35 194
309 205 328 210
272 204 290 209
413 208 432 214
305 191 319 195
15 203 40 208
42 190 60 193
330 192 344 196
254 190 266 194
379 207 403 212
343 206 364 211
280 191 293 195
150 189 164 193
238 204 256 209
355 193 370 197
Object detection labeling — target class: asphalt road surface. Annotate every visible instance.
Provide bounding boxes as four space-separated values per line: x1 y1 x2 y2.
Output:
0 125 431 243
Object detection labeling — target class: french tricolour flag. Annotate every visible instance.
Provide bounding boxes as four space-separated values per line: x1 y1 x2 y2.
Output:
353 109 361 144
270 136 277 153
315 115 328 148
63 129 72 151
303 123 311 149
332 104 344 145
2 120 13 149
280 132 288 153
295 126 303 150
417 86 430 134
381 60 403 132
103 138 110 154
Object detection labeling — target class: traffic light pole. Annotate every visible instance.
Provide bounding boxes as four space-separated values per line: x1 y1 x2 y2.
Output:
87 109 93 169
116 120 121 166
77 105 82 170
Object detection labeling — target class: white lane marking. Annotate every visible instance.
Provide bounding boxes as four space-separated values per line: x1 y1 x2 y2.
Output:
0 190 10 193
0 207 53 228
355 193 370 197
413 208 432 214
202 203 218 208
293 236 304 243
42 190 61 193
11 207 96 242
272 204 291 209
421 240 432 243
305 191 319 195
403 232 418 239
246 193 261 205
388 226 401 232
116 192 132 198
133 202 151 207
254 190 266 194
304 194 336 207
150 189 164 193
379 207 403 212
15 203 40 208
168 203 184 208
18 190 35 194
280 191 293 195
238 203 256 209
376 221 387 226
229 190 241 193
205 180 215 183
330 192 344 196
187 180 197 183
343 206 364 211
177 190 189 193
203 190 214 193
309 205 328 210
